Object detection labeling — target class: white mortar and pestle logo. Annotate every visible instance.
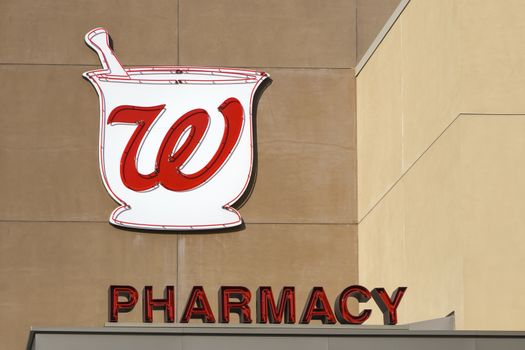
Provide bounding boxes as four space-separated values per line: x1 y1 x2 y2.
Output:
83 28 269 231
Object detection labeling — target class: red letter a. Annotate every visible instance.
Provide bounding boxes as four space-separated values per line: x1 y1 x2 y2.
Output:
181 286 216 323
300 287 336 324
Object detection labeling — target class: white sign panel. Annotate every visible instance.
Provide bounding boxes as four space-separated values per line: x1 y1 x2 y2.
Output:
83 28 268 231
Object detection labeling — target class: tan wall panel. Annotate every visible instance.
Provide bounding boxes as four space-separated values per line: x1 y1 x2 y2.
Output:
360 0 525 181
0 65 115 221
357 0 525 330
401 121 464 327
459 116 525 330
0 0 178 65
358 115 525 329
357 23 402 220
358 0 462 221
357 0 462 221
244 142 355 223
256 69 355 150
0 222 178 350
358 180 407 325
357 0 401 61
242 68 356 223
177 224 358 324
359 121 464 326
459 0 525 113
401 0 460 169
179 0 356 68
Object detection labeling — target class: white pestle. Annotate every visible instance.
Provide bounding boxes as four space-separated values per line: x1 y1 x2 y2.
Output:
85 27 129 78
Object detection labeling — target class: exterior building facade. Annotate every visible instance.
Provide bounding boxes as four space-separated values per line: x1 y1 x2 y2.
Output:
1 0 525 349
357 0 525 330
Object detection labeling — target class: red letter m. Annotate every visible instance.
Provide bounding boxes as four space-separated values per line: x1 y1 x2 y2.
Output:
257 286 296 324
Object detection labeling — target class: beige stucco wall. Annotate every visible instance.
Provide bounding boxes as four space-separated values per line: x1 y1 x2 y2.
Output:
357 0 525 329
0 1 405 348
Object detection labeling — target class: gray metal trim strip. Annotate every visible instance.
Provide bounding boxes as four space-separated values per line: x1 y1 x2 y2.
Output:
27 326 525 350
28 326 525 337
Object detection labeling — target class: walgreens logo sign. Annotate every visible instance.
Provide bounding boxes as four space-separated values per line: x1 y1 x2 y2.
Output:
84 28 268 231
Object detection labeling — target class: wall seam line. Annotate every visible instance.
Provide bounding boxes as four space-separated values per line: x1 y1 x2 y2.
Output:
400 16 405 172
177 0 180 65
0 220 358 225
355 0 358 66
357 112 525 224
176 0 181 323
0 63 354 70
